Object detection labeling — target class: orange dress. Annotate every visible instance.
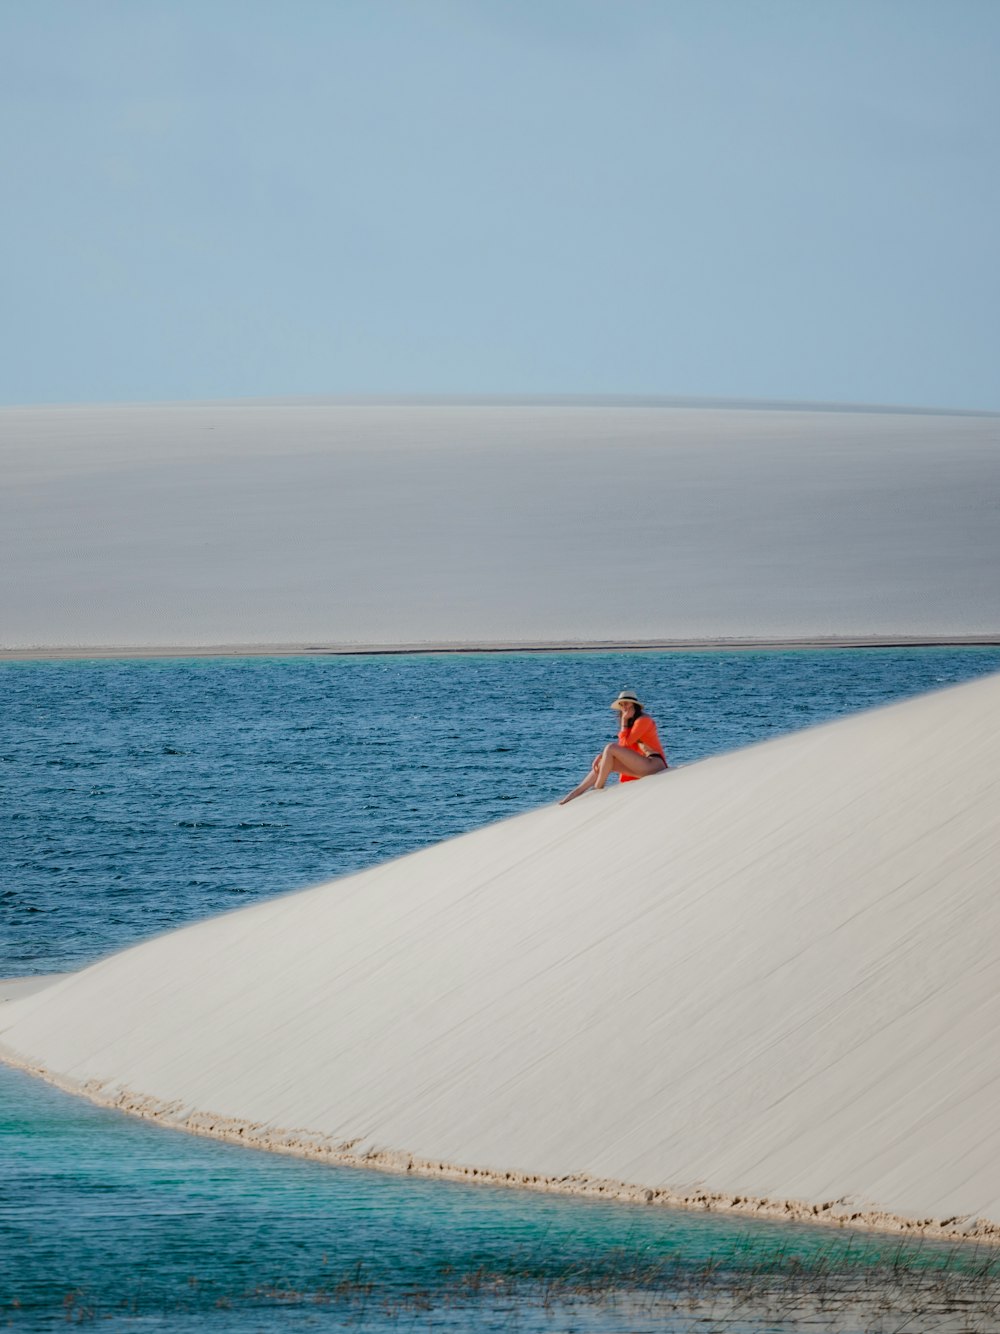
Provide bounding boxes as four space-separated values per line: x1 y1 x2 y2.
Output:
617 714 667 782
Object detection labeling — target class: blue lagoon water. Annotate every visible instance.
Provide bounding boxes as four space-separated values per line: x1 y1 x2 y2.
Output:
3 649 1000 1330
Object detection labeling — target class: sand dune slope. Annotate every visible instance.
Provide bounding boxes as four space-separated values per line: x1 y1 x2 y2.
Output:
3 673 1000 1234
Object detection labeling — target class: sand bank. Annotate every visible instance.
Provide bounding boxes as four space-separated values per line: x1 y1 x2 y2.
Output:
3 672 1000 1238
0 975 64 1004
3 635 1000 661
2 399 998 649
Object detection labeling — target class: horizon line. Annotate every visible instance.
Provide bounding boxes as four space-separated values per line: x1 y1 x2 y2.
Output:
2 392 999 418
4 636 1000 662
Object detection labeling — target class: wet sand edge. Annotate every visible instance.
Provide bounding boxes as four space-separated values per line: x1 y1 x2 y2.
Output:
1 1044 994 1247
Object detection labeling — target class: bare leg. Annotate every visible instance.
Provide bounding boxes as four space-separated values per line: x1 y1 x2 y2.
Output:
593 743 665 789
559 761 600 805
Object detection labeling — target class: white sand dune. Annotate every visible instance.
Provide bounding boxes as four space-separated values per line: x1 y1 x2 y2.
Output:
3 672 1000 1237
1 398 998 648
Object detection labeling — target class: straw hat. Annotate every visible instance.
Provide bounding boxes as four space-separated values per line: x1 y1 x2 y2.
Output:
611 690 642 711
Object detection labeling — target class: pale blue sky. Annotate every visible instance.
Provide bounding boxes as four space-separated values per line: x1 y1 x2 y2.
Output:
2 0 997 409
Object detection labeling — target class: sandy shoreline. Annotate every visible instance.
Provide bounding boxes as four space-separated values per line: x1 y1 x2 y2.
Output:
3 634 1000 661
1 1045 994 1245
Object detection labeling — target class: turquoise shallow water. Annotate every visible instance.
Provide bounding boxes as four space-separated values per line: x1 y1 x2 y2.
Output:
3 649 1000 1330
3 1058 995 1332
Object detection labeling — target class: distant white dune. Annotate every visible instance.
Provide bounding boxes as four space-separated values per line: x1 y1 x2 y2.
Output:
1 399 998 649
3 672 1000 1238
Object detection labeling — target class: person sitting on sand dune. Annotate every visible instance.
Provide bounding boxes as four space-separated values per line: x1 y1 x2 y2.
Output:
559 690 668 805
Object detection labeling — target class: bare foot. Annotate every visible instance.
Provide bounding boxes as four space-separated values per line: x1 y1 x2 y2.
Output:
560 787 604 805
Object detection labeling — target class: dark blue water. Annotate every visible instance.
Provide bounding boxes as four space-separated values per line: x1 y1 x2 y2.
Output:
4 648 1000 975
3 650 1000 1331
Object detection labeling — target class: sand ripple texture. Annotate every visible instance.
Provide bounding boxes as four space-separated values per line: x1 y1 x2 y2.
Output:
3 671 1000 1238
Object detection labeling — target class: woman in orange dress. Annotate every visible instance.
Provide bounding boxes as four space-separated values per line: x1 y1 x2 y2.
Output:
559 690 668 805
